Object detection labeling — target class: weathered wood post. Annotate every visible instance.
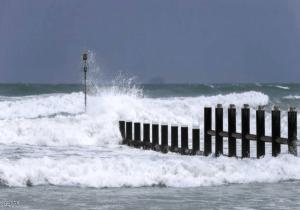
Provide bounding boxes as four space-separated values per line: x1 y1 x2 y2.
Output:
272 106 281 157
125 121 133 146
161 124 169 153
134 122 141 148
181 126 189 155
215 104 223 157
152 124 160 151
288 107 297 156
256 106 265 158
192 127 200 155
143 123 151 149
228 104 236 157
204 107 212 156
242 104 250 158
171 125 179 152
119 121 126 144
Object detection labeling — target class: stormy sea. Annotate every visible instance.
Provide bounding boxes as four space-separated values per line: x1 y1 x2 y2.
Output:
1 83 300 209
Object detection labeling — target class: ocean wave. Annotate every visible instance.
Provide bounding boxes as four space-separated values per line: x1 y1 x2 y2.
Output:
0 91 269 146
0 85 296 189
0 154 299 187
0 92 83 119
283 95 300 100
0 90 269 120
275 85 290 90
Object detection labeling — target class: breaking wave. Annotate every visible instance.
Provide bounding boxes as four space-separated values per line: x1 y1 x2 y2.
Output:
283 95 300 100
1 83 299 188
275 85 290 90
0 90 269 146
0 152 299 187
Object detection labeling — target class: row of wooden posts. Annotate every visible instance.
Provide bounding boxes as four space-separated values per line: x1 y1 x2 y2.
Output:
119 104 298 158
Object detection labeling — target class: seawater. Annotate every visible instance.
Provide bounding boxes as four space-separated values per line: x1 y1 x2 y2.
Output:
0 83 300 209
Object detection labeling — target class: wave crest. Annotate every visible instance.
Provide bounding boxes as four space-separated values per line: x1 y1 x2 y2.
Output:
0 154 298 187
0 91 269 146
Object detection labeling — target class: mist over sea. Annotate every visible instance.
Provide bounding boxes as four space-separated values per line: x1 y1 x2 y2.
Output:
1 83 300 209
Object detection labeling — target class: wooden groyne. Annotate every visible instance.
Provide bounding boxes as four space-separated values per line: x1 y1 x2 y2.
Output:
119 104 298 158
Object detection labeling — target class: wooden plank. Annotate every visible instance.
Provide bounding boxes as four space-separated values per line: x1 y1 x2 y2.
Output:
215 104 223 156
228 104 236 157
272 106 281 156
204 107 212 156
288 107 298 156
256 106 265 158
207 130 215 136
242 104 250 158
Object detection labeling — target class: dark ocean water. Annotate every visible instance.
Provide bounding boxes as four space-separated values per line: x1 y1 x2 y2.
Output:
0 83 299 209
1 83 300 108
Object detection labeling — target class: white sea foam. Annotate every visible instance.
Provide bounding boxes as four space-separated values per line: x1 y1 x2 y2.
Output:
0 152 299 187
0 90 269 146
283 95 300 99
0 93 83 119
3 86 299 188
275 85 290 90
255 83 262 87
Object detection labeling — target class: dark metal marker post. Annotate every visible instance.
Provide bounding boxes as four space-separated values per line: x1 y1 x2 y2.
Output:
82 51 88 112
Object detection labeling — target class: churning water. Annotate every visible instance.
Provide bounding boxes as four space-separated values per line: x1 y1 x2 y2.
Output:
1 83 300 209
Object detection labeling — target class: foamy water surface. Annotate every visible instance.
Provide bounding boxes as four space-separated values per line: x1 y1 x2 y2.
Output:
0 84 299 188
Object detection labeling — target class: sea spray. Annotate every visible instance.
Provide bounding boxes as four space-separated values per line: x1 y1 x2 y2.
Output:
0 83 299 188
0 90 269 146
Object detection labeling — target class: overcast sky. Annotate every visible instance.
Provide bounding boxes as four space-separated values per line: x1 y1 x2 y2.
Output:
1 0 300 83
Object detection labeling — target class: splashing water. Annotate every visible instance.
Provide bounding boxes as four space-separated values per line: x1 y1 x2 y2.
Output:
0 57 299 188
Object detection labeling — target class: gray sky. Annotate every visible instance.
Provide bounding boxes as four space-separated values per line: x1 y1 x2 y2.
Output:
1 0 300 83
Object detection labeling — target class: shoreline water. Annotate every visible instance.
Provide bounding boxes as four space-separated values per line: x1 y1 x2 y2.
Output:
0 83 300 209
1 181 300 209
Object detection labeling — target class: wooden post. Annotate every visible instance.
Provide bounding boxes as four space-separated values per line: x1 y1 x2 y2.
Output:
256 106 265 158
134 122 141 148
152 124 160 151
125 121 132 146
288 107 297 156
171 125 179 152
215 104 223 157
228 104 236 157
161 124 168 153
242 104 250 158
181 126 189 155
192 127 200 155
272 106 281 157
119 121 125 144
204 107 212 156
143 123 151 149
